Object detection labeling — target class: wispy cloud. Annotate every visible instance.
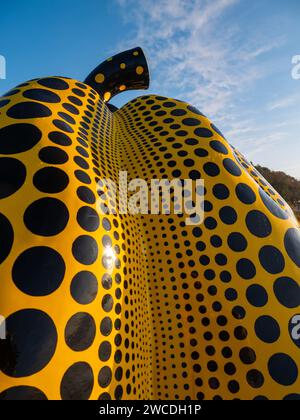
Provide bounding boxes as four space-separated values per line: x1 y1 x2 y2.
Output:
267 93 300 111
241 38 285 61
115 0 300 176
116 0 282 118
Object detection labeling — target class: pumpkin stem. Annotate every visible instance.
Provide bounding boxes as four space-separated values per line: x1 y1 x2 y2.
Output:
84 47 150 102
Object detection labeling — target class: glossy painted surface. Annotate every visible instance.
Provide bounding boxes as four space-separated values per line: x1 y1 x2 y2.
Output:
0 49 300 400
84 47 149 102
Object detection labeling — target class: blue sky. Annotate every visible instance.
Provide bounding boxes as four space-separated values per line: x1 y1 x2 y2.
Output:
1 0 300 178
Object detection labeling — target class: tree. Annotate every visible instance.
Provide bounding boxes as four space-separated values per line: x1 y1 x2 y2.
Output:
255 165 300 209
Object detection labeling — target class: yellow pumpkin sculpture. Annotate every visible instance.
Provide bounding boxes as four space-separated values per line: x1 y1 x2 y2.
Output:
0 48 300 400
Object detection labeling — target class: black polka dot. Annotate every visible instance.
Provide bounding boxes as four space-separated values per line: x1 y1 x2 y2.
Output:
4 88 20 97
71 271 98 304
48 131 72 146
183 158 195 167
74 156 89 169
235 183 256 204
38 77 69 90
65 312 96 351
63 103 79 115
53 119 74 133
246 370 264 388
24 197 69 236
58 112 75 125
219 206 237 225
211 123 226 139
239 347 256 365
203 162 220 177
72 235 98 265
215 253 227 267
0 386 48 400
68 95 83 106
12 246 65 297
98 392 111 400
203 200 213 212
284 394 300 401
33 167 69 193
77 206 100 232
213 184 229 200
268 354 298 386
102 218 111 231
171 109 187 117
115 367 123 382
208 377 220 390
232 306 245 319
102 294 114 312
7 102 51 119
204 217 217 230
284 228 300 268
234 326 248 340
75 170 91 184
102 273 112 290
39 147 68 165
259 188 288 220
194 127 213 138
189 169 201 180
72 88 85 97
115 385 123 400
0 213 14 264
1 309 57 377
185 138 198 146
100 317 113 336
0 99 10 108
225 288 237 301
253 396 268 400
162 101 176 108
273 277 300 308
98 366 112 388
227 232 247 252
236 258 256 280
226 381 238 395
210 140 228 155
77 186 96 204
0 157 26 199
194 148 208 157
223 158 242 176
0 123 42 154
246 284 268 307
246 210 272 238
76 146 89 158
187 105 204 116
182 118 201 126
23 88 61 103
192 227 202 238
60 362 94 400
259 246 285 274
99 341 112 362
210 235 222 248
255 316 280 343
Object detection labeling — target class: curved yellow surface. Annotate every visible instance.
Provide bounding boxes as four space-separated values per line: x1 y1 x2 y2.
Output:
0 74 300 400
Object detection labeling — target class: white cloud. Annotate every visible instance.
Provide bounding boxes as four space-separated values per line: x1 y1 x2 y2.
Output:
115 0 300 176
116 0 283 119
267 93 300 111
240 38 285 61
